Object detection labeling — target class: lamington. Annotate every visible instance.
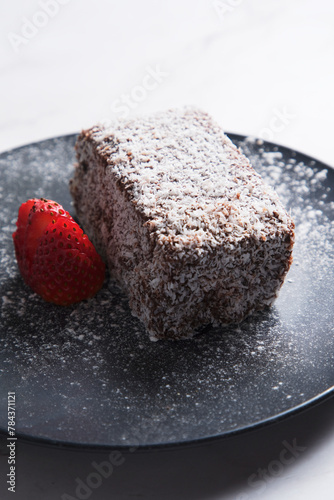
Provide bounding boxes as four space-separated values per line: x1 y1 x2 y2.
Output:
70 108 294 340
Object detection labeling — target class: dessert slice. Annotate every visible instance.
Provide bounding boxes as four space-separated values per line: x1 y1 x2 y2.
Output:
70 108 294 340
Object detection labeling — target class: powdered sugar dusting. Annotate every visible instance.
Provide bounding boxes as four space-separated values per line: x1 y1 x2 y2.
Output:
240 139 334 250
92 109 290 246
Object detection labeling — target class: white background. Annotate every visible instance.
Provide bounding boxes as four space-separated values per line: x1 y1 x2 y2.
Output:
1 0 334 167
1 1 334 499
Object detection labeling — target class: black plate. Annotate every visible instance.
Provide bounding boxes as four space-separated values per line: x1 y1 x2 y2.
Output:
0 134 334 450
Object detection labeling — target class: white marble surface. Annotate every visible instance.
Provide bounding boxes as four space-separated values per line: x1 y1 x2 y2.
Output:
1 0 334 167
1 0 334 499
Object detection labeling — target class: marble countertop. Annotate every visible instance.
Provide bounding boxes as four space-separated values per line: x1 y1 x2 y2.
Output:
1 0 334 499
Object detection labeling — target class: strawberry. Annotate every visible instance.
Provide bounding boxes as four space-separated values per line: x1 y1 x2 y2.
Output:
13 198 72 286
12 198 105 305
12 198 37 281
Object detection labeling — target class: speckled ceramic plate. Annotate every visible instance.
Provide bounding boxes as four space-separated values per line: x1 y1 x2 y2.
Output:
0 134 334 450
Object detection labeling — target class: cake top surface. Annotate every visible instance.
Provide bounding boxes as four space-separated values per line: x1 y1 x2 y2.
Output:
81 108 293 253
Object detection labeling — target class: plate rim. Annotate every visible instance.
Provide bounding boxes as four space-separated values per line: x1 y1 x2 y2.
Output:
2 387 334 452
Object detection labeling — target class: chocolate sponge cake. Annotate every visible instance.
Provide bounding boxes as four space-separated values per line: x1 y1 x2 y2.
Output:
70 108 294 340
